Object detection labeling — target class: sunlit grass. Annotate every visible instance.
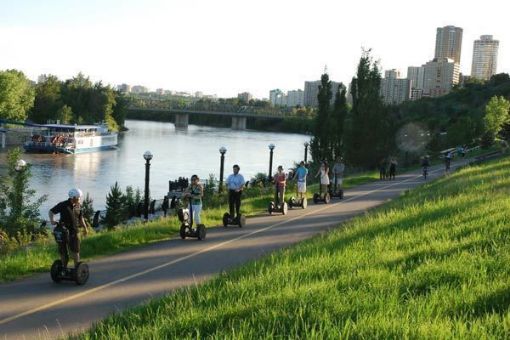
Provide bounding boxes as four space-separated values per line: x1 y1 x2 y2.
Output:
77 157 510 339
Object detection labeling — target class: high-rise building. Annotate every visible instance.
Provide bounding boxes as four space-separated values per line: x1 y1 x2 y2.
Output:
131 85 148 94
286 89 304 107
435 25 463 64
304 80 344 107
407 66 425 90
422 58 460 97
237 92 253 102
471 35 499 81
380 69 411 105
269 89 285 106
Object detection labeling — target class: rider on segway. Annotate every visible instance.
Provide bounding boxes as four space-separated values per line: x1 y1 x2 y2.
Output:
48 188 88 273
274 165 287 208
226 164 245 224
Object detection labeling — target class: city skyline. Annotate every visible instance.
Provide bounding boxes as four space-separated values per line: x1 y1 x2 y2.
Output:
0 0 508 98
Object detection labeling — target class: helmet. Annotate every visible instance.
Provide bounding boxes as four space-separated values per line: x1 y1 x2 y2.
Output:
68 188 83 199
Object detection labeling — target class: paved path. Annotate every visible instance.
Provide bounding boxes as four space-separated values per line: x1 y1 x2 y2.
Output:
0 162 466 339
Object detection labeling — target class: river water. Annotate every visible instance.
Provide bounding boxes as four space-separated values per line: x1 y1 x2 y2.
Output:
0 120 309 214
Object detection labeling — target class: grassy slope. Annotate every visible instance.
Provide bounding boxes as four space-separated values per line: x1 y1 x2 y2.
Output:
79 158 510 339
0 171 379 282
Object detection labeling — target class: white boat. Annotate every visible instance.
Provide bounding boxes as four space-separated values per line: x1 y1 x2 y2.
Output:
23 123 118 154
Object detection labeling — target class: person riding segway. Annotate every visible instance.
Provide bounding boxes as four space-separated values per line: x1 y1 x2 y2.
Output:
49 188 89 285
421 155 430 179
288 161 308 209
313 161 331 204
179 175 206 240
330 157 345 199
223 164 246 228
268 165 288 215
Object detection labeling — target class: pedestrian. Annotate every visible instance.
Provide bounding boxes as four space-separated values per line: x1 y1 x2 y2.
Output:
379 158 387 180
389 158 397 180
332 157 345 193
162 195 169 217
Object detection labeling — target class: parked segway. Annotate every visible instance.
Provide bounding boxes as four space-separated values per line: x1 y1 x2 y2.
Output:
178 203 206 240
313 185 331 204
223 212 246 228
50 223 89 285
329 176 344 199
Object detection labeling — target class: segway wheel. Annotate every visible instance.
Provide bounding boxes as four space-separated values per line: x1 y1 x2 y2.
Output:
197 224 206 240
239 215 246 228
74 262 89 285
50 260 63 283
339 190 344 199
301 198 308 209
288 198 294 209
282 202 288 215
324 192 331 204
222 212 230 228
313 193 319 204
180 224 187 239
268 202 274 215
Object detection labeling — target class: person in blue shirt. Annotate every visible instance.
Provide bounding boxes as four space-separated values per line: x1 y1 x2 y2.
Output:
226 164 245 221
294 161 308 200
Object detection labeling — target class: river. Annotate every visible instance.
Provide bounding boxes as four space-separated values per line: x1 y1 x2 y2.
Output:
0 120 310 214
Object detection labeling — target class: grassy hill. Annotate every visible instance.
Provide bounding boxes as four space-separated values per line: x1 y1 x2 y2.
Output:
79 156 510 339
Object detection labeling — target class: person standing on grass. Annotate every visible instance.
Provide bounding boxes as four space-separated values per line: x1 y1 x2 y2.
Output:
315 161 330 195
274 165 287 206
294 161 308 200
49 188 88 270
184 175 204 226
226 164 245 221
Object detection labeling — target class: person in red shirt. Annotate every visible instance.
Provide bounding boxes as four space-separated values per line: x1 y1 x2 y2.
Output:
273 165 287 207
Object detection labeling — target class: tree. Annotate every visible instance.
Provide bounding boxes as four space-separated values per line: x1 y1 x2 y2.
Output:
0 148 47 237
482 96 510 147
29 75 62 123
345 49 393 168
81 193 95 226
102 182 127 229
331 85 348 159
0 70 35 121
310 73 333 163
56 105 73 124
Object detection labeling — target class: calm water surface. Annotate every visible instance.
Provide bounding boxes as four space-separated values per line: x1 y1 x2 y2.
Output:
0 120 309 213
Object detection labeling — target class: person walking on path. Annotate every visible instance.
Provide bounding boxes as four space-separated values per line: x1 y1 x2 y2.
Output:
226 164 245 221
294 161 308 200
379 158 387 180
315 161 330 195
388 158 397 180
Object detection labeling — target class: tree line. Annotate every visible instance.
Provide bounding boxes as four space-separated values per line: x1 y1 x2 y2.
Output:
311 50 510 168
0 70 128 131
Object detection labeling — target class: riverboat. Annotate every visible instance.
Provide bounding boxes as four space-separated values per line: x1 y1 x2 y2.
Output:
23 123 118 154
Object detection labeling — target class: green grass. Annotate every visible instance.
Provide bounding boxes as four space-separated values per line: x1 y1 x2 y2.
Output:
77 157 510 339
0 170 379 283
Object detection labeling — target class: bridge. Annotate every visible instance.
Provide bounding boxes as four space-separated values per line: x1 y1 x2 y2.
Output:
127 107 286 130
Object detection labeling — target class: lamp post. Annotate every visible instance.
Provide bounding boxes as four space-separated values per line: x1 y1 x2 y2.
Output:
304 141 309 163
219 146 227 193
143 151 153 221
14 159 27 219
268 143 275 181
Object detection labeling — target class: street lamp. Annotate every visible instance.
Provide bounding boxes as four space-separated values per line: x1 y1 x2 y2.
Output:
143 151 153 221
303 141 309 164
268 143 275 181
14 159 27 219
219 146 227 193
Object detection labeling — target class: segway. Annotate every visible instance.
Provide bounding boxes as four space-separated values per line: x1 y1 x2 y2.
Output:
178 203 206 240
313 185 331 204
329 176 344 199
268 186 288 215
50 223 89 285
223 212 246 228
288 196 307 209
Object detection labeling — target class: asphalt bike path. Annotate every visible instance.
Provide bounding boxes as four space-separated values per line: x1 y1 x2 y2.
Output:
0 161 467 339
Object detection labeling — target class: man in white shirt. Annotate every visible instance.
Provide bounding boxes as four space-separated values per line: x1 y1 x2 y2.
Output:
226 164 245 220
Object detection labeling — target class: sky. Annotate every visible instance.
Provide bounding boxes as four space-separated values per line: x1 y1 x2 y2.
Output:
0 0 508 98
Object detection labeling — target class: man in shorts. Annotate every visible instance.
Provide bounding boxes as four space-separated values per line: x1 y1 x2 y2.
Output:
294 161 308 200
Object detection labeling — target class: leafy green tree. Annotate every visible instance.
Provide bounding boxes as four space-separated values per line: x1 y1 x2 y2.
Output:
81 193 95 226
29 75 62 123
482 96 510 147
103 182 127 229
0 70 35 121
310 73 333 163
0 148 47 237
56 105 73 124
331 85 348 159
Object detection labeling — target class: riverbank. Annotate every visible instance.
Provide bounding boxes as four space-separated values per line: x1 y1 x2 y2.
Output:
79 156 510 339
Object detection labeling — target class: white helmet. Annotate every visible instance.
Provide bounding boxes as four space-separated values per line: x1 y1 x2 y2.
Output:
68 188 83 199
